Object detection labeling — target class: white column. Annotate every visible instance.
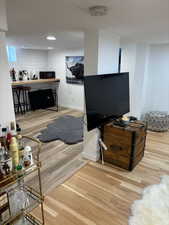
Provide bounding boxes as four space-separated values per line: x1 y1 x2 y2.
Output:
83 29 120 161
84 30 99 75
83 30 100 161
0 0 15 128
98 29 120 74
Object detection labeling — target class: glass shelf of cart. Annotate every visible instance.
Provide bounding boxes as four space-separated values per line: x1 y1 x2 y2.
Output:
1 185 44 225
15 213 43 225
0 164 39 193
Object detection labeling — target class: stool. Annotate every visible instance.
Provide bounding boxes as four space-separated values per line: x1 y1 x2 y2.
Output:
12 86 31 114
53 80 60 111
142 111 169 132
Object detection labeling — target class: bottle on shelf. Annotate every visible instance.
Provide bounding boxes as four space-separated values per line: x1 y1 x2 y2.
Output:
0 168 3 179
1 128 7 149
6 129 12 150
10 121 16 136
2 162 10 176
0 142 4 161
0 144 6 162
16 128 23 151
23 146 33 168
9 137 19 170
2 127 7 137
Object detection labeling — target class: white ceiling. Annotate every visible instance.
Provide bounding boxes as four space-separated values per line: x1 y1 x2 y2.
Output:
6 0 169 49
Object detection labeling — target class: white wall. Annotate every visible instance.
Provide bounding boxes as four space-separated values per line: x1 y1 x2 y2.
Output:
48 48 84 111
121 41 137 116
0 32 15 127
0 2 15 128
121 40 148 118
9 48 48 77
143 44 169 113
132 43 148 117
98 30 120 74
0 0 7 31
121 41 169 117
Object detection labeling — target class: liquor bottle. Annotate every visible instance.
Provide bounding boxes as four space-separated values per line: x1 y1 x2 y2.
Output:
9 137 19 170
6 131 12 150
10 121 16 136
1 128 7 147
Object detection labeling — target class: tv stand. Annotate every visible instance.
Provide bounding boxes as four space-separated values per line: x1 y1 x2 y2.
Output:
102 121 147 171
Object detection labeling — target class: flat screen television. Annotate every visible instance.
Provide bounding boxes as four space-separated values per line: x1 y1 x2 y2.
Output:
84 72 130 131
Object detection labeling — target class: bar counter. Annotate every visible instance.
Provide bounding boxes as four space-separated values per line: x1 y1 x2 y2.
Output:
12 78 60 86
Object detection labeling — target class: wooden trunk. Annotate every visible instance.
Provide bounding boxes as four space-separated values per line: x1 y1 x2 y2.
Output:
103 121 147 171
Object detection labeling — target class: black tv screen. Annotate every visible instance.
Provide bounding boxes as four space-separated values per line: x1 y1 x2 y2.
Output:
84 73 130 131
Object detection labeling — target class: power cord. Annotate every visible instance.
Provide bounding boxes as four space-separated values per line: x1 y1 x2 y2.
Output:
99 138 108 165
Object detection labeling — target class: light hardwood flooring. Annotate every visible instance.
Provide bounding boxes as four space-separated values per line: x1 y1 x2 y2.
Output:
16 107 87 193
32 129 169 225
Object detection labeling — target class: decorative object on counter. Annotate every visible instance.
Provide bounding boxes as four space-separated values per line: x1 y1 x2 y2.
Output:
10 68 16 82
142 111 169 132
18 70 29 81
18 71 23 81
32 74 38 80
66 56 84 84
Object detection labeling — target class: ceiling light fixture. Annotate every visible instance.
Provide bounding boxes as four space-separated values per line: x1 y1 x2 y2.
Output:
46 35 56 41
89 5 108 16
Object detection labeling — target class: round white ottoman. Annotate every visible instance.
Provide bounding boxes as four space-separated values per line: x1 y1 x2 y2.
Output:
143 111 169 132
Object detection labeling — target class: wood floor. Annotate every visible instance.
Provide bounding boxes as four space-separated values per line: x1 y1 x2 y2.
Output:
17 107 87 193
32 129 169 225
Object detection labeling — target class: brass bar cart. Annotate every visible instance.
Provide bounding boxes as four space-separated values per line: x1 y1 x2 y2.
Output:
0 136 45 225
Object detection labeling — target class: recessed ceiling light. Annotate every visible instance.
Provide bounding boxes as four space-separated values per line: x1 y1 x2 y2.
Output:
46 35 56 41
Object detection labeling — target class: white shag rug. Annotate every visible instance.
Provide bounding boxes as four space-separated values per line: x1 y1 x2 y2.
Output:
129 175 169 225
